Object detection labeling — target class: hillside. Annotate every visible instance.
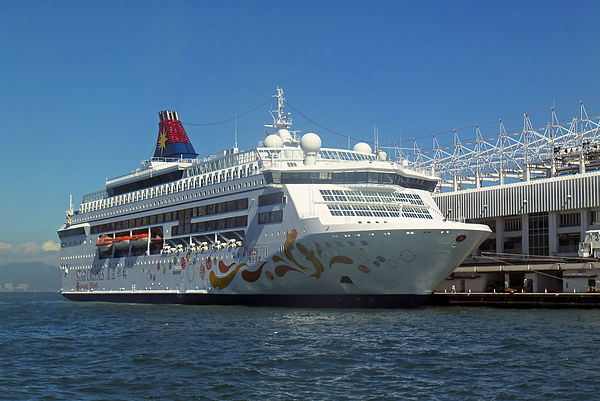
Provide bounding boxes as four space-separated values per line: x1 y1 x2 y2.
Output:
0 262 60 292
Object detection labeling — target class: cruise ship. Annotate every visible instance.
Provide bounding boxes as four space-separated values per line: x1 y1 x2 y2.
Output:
58 88 491 307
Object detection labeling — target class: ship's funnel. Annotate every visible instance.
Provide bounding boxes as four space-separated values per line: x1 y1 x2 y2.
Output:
153 110 198 159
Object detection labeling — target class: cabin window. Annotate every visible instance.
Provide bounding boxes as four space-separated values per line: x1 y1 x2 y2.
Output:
58 227 86 238
258 191 284 206
258 210 283 224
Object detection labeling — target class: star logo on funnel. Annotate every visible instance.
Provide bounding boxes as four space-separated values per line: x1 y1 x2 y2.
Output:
158 130 168 155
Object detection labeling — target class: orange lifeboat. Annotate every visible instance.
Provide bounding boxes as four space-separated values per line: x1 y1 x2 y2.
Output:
96 236 113 246
130 233 149 248
113 235 131 250
130 234 163 248
96 236 114 252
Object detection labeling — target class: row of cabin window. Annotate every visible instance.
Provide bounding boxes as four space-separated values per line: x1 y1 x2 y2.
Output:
91 198 249 234
172 215 248 236
83 163 259 213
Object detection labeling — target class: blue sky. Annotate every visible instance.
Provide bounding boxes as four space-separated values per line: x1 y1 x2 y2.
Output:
0 0 599 263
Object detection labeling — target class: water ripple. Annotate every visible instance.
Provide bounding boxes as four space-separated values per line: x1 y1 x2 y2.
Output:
1 294 599 400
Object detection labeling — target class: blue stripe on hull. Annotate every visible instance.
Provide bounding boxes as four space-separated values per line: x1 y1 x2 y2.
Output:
62 293 429 308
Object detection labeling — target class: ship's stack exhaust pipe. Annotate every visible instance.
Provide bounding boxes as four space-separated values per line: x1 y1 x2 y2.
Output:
154 110 198 159
159 110 180 122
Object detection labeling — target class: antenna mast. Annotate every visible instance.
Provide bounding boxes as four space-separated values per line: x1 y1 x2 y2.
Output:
266 87 293 130
65 194 74 225
234 113 238 149
373 123 379 153
265 87 297 144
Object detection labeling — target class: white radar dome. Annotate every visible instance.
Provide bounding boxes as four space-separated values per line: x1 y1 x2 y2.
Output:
277 129 293 143
301 132 321 166
353 142 372 154
264 134 283 148
300 133 322 154
377 151 387 161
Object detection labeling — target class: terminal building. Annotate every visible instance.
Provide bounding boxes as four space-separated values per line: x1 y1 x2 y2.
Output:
394 100 600 293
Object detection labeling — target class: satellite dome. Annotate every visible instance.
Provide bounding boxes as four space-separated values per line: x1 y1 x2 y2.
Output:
264 134 283 148
353 142 372 154
300 133 322 154
377 151 387 161
277 129 293 143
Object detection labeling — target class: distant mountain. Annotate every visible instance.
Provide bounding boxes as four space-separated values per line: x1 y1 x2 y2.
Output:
0 262 60 292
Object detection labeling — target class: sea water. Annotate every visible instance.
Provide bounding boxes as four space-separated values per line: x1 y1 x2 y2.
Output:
0 293 598 400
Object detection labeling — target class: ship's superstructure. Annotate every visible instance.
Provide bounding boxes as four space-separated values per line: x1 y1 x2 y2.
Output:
58 89 490 307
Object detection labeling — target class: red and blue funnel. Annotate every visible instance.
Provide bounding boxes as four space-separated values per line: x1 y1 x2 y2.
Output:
153 110 198 159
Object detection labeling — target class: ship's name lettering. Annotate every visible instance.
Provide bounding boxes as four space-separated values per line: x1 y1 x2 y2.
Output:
107 267 126 280
76 271 105 281
75 281 99 291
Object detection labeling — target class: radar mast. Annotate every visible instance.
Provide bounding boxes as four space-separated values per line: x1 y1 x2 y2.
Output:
265 87 297 144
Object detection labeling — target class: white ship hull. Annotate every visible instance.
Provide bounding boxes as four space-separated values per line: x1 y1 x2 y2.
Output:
58 89 491 307
61 221 488 307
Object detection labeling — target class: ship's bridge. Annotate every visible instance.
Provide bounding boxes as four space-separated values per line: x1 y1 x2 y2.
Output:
255 146 438 192
257 147 377 163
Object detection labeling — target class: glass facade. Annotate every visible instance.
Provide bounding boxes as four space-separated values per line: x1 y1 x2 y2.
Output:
256 148 378 162
320 189 430 219
264 171 437 191
326 203 429 219
318 149 377 162
320 189 425 205
528 212 549 256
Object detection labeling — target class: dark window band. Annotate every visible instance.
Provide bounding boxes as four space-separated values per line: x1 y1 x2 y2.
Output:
263 171 436 191
91 198 248 234
258 210 283 224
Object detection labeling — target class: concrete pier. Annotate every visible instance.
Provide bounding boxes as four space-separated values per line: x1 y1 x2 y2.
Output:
428 292 600 308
